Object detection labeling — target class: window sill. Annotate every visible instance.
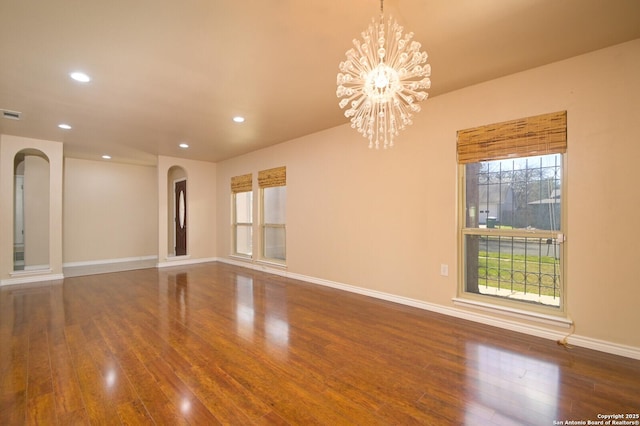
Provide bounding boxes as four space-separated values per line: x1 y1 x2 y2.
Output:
452 297 573 328
256 259 287 269
10 268 53 277
229 254 252 262
227 255 287 270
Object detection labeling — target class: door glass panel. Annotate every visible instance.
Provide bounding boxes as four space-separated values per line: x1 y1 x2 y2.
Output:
179 190 185 228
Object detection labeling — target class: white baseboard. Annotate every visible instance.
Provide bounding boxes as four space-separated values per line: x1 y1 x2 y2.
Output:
63 255 158 268
64 255 158 277
157 257 217 268
1 273 64 287
216 257 640 360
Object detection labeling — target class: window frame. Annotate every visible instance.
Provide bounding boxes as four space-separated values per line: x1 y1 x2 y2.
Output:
458 155 567 315
260 185 286 264
456 112 568 317
257 166 287 266
231 190 253 258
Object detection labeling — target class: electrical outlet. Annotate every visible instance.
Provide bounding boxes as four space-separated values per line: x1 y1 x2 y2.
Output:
440 264 449 277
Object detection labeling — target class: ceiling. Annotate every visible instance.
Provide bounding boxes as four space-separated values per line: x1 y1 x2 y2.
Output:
1 0 639 165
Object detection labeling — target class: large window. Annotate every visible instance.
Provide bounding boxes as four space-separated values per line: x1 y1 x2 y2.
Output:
231 174 253 257
458 111 566 312
259 167 286 263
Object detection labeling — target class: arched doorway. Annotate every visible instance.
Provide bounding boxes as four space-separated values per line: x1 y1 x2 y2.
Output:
14 149 50 271
167 166 187 256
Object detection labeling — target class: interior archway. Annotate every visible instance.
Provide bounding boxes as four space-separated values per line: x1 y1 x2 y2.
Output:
167 166 187 257
14 149 50 271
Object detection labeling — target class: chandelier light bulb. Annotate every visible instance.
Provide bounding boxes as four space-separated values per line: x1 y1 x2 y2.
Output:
374 70 389 89
336 3 431 149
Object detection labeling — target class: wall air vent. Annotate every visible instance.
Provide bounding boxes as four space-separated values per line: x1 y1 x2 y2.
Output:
1 109 22 120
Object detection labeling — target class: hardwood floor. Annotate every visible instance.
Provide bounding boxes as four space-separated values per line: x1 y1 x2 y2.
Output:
1 262 639 425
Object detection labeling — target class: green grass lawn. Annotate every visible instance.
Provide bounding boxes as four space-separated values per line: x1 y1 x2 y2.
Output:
477 250 560 297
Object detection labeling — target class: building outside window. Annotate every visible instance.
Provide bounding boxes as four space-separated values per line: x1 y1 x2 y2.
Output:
457 112 566 313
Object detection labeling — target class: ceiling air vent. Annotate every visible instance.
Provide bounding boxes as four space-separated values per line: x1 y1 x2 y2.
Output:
1 109 22 120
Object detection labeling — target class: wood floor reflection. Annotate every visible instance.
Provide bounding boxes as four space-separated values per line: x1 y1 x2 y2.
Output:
1 262 639 425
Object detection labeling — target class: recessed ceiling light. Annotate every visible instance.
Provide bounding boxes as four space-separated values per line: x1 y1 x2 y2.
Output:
101 155 111 160
179 143 189 149
233 116 245 123
58 123 72 130
70 71 91 83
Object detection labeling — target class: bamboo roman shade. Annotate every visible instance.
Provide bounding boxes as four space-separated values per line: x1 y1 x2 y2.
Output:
230 173 252 193
258 166 286 188
456 111 567 164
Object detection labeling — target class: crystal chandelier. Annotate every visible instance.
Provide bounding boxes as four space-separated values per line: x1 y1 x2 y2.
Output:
336 0 431 149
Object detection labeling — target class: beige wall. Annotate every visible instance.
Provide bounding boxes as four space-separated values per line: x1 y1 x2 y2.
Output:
157 156 216 263
24 154 50 268
63 158 158 263
216 39 640 350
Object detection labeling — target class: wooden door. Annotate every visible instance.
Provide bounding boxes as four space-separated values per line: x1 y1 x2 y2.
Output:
175 180 187 256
